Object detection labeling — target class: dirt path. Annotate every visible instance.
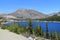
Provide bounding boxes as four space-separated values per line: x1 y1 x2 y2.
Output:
0 29 28 40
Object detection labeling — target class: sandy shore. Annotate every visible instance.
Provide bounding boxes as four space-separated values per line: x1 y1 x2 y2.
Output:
0 29 28 40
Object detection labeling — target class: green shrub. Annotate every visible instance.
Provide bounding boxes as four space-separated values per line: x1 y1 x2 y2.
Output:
52 30 58 40
8 26 14 32
34 25 44 37
16 27 21 34
58 33 60 40
1 25 7 29
8 24 21 33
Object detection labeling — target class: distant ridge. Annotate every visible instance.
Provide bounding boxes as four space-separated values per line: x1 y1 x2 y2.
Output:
53 12 60 16
49 12 60 16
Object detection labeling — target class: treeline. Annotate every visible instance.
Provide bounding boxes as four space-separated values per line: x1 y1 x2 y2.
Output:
40 16 60 21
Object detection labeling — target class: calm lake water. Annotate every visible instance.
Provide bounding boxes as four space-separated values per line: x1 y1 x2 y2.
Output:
5 21 60 33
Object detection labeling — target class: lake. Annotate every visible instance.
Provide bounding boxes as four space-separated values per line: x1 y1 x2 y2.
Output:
4 21 60 33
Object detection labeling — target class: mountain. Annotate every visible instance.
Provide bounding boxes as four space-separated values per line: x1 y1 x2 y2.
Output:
53 12 60 16
40 12 60 21
0 14 17 19
49 12 60 16
10 9 48 19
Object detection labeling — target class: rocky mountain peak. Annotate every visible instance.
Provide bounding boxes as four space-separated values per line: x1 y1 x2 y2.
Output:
10 9 47 19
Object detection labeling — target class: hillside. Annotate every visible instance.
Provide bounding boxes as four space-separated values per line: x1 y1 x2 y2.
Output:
40 16 60 21
10 9 48 19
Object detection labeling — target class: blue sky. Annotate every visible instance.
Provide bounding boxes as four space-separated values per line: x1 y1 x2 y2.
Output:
0 0 60 14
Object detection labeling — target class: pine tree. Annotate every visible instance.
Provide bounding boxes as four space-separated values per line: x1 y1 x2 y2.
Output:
35 25 44 37
46 22 49 39
58 33 60 40
40 27 44 37
28 18 33 35
52 30 58 40
35 25 40 36
51 33 53 40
